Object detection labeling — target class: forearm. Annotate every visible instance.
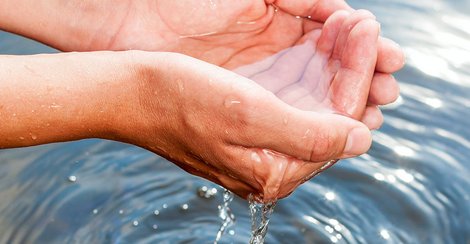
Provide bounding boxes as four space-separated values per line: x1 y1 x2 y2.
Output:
0 0 129 51
0 52 142 148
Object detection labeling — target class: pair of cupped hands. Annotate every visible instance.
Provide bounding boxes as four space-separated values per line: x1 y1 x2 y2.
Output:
54 0 404 202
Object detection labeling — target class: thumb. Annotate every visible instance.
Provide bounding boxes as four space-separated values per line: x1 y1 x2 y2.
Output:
232 91 372 162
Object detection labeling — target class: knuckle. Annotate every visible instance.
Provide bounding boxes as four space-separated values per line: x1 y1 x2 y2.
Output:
307 127 341 161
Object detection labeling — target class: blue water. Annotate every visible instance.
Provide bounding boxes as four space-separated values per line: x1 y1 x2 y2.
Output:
0 0 469 243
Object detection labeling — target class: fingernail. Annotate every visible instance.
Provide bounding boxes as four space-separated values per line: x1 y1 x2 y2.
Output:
345 127 371 155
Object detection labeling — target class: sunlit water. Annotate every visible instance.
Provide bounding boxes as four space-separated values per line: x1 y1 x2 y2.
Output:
0 0 469 243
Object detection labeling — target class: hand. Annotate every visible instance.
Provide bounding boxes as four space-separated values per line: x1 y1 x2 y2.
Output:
235 10 396 129
122 51 372 202
0 0 403 109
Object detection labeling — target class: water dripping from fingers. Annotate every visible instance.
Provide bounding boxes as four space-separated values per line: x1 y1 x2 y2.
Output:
214 188 235 243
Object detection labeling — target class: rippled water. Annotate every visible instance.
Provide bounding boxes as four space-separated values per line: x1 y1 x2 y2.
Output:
0 0 469 243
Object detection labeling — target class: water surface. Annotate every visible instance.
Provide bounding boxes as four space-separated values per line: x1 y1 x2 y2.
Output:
0 0 469 243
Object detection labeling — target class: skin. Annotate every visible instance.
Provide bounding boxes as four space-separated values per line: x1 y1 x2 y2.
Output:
0 51 371 202
0 1 404 201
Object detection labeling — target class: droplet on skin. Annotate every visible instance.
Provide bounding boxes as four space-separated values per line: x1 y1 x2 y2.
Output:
303 129 311 139
224 97 241 108
283 116 289 125
31 134 37 140
68 175 77 182
295 16 301 19
251 151 262 163
19 137 25 140
176 79 185 93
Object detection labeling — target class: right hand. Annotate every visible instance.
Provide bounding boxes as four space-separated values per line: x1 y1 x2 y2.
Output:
119 51 372 202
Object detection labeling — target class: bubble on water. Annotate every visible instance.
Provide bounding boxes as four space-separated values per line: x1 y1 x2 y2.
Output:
228 230 235 235
119 209 124 215
92 209 98 214
154 210 160 216
152 224 158 230
132 220 139 227
68 175 77 182
181 204 189 211
162 204 168 209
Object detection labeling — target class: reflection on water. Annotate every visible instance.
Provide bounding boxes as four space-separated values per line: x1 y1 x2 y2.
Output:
0 0 469 243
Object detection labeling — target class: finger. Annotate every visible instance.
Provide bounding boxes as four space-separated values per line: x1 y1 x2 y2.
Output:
275 12 349 106
250 30 320 93
329 19 380 119
331 10 376 61
361 105 383 130
230 92 372 162
274 0 353 22
316 10 350 54
369 72 400 105
376 37 406 73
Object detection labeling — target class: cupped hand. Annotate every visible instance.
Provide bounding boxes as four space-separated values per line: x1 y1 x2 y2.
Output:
124 51 372 202
62 0 403 108
235 10 398 129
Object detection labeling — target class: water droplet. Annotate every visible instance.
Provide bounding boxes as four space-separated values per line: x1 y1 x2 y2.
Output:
176 79 185 93
119 209 124 215
132 220 139 227
225 129 229 135
307 16 312 19
181 203 189 210
12 113 16 117
31 134 37 140
380 229 391 239
295 15 301 19
302 129 311 139
92 209 98 214
152 224 158 230
154 210 160 216
251 151 261 163
283 116 289 125
68 175 77 182
224 97 241 108
325 225 334 233
162 204 168 209
197 186 218 199
19 137 25 140
228 230 235 235
325 191 336 201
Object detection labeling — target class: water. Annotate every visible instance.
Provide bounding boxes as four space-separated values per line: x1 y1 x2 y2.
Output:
0 0 469 243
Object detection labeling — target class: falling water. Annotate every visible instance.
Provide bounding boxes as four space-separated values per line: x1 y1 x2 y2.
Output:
214 189 236 243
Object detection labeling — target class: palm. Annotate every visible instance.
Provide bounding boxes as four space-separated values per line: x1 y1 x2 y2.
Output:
108 1 308 69
235 11 379 119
